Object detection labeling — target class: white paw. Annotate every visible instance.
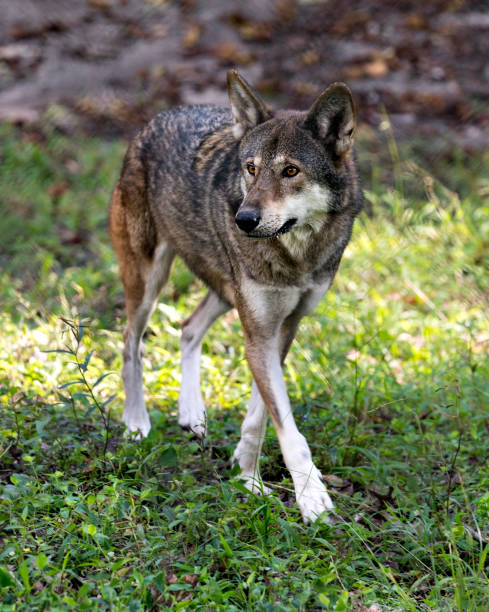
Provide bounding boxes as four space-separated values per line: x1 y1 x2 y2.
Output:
178 417 206 439
178 395 207 439
122 411 151 439
241 475 272 496
294 466 334 524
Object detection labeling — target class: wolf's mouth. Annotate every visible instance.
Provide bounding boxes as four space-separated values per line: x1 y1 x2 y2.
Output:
247 218 298 239
275 218 298 236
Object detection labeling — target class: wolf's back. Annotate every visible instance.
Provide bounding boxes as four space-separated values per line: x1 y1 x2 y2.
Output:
114 104 239 296
140 105 233 179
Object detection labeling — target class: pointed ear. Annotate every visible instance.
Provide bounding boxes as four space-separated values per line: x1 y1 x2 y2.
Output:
303 83 355 158
227 70 271 140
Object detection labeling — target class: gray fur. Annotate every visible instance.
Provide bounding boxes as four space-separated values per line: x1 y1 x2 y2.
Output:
110 70 363 523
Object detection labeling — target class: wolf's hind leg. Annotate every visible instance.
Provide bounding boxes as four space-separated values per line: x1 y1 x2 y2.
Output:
122 242 175 437
179 290 230 438
231 380 271 495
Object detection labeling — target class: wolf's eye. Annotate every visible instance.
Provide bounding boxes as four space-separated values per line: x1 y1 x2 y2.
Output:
247 163 256 176
283 165 299 178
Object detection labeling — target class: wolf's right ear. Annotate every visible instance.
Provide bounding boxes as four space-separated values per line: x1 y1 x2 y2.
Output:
303 83 355 159
227 70 271 140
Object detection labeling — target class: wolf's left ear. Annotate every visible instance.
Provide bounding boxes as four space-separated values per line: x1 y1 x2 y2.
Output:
227 70 271 139
303 83 355 158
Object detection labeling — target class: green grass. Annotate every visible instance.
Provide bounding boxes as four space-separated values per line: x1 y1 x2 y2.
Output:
0 122 488 610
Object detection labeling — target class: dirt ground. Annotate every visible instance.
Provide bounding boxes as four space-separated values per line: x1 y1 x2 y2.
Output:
0 0 488 151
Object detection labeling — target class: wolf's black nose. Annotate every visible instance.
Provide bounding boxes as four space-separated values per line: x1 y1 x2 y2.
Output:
235 210 261 233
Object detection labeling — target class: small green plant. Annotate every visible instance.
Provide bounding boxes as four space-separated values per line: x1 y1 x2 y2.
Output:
46 317 115 455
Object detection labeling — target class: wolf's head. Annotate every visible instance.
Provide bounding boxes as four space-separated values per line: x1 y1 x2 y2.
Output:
227 70 356 240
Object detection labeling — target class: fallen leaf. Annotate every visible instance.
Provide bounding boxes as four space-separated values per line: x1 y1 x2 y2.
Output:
212 42 255 65
183 24 201 48
364 58 389 78
165 571 178 585
182 573 199 587
47 181 69 200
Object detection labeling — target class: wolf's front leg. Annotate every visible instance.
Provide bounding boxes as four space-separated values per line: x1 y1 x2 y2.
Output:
242 327 333 523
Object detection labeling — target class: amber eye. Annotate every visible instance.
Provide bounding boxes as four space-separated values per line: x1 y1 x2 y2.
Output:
247 163 256 176
283 165 299 178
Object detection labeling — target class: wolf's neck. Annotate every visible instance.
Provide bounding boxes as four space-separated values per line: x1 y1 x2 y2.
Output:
278 226 316 261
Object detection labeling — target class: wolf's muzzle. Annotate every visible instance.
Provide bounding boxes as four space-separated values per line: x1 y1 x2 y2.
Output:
235 210 261 233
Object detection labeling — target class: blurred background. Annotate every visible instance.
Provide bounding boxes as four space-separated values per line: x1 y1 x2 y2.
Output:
1 0 487 151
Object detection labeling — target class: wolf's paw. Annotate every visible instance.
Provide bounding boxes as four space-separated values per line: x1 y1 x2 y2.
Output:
241 475 272 496
122 412 151 439
294 466 334 524
178 418 206 439
178 395 207 439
